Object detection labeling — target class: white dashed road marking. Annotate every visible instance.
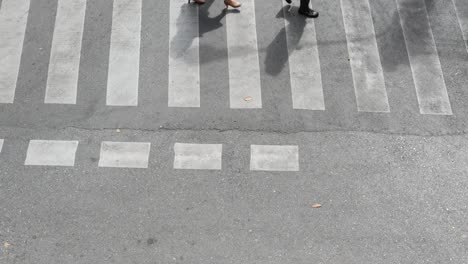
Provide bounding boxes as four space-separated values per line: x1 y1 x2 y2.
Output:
168 0 200 107
174 143 222 170
45 0 86 104
396 0 453 115
25 140 79 166
250 145 299 171
0 139 4 153
106 0 142 106
98 142 151 168
341 0 390 112
0 0 30 103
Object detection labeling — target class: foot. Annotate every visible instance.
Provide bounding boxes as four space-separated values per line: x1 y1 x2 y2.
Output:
193 0 205 4
298 8 319 18
224 0 241 8
285 0 292 3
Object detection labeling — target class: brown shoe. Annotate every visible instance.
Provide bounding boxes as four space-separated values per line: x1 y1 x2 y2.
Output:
224 0 241 8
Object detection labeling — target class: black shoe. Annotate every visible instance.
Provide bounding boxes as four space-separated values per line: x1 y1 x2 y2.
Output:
298 8 319 18
285 0 292 3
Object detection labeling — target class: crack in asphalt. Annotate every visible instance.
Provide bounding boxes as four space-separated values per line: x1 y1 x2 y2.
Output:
0 124 468 138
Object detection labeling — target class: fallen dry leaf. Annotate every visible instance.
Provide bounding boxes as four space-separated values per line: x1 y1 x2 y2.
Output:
3 242 11 248
244 96 253 102
311 203 322 208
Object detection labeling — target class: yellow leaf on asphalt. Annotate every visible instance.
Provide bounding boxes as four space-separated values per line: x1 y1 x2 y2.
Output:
311 203 322 208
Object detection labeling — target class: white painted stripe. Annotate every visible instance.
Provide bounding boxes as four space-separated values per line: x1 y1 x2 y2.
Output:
453 0 468 52
174 143 222 170
98 141 151 168
25 140 78 166
226 0 262 109
341 0 389 113
250 145 299 172
396 0 452 115
106 0 141 106
283 5 324 110
0 0 30 103
0 139 3 153
45 0 86 104
168 0 200 107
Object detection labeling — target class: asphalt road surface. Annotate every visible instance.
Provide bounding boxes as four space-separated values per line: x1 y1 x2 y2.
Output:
0 0 467 263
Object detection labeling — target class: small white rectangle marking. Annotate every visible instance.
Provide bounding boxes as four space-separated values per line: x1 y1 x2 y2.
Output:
341 0 390 112
453 0 468 52
396 0 452 115
0 0 30 103
250 145 299 172
174 143 222 170
168 0 200 107
0 139 4 153
227 0 262 108
106 0 142 106
283 5 325 110
25 140 79 166
98 141 151 168
45 0 87 104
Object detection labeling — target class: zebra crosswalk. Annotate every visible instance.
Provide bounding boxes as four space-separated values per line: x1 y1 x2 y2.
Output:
341 0 389 113
169 0 201 107
453 0 468 52
106 0 141 106
0 0 30 104
283 4 324 110
45 0 86 104
225 0 262 109
396 0 452 115
0 0 467 115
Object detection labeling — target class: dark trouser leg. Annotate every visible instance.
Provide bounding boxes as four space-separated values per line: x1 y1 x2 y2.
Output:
299 0 310 11
299 0 319 18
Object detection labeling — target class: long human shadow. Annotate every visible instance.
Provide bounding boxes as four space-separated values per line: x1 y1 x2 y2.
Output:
170 0 237 60
375 0 441 72
169 0 447 74
265 5 307 76
198 0 229 36
263 0 440 75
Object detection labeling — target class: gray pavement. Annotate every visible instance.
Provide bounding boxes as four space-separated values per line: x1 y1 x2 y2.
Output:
1 0 468 263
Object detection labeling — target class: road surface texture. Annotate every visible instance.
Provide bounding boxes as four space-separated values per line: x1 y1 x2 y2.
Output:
0 0 467 263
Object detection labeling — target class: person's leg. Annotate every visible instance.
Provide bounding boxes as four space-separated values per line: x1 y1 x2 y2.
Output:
299 0 319 18
224 0 241 8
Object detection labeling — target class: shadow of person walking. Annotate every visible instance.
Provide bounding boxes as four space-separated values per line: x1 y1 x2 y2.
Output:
265 5 307 76
375 0 439 73
198 0 233 37
170 0 239 61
